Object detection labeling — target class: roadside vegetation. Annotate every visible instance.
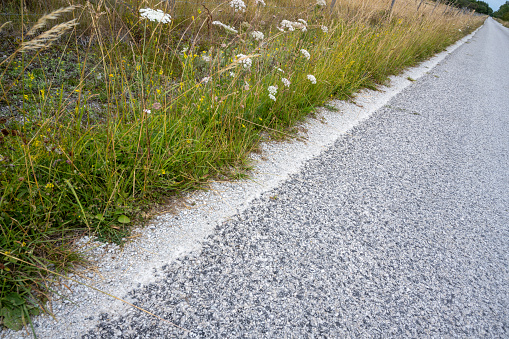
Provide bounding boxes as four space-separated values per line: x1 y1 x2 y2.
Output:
494 1 509 26
0 0 483 332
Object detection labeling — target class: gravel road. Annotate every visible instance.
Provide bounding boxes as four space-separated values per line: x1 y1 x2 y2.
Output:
77 18 509 338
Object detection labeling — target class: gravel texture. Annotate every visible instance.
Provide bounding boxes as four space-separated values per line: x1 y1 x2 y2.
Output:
4 20 507 339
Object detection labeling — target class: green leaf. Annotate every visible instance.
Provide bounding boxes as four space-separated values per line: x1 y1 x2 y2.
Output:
1 307 24 331
95 214 105 221
5 293 24 306
117 215 130 224
28 306 40 316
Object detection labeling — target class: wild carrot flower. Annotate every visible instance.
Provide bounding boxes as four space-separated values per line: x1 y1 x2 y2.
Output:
236 54 252 69
139 8 172 24
321 25 328 33
212 21 238 34
255 0 266 5
298 19 307 26
202 54 212 62
251 31 264 41
276 67 284 73
307 74 317 84
281 78 291 88
316 0 326 7
279 20 295 32
143 109 151 114
230 0 246 12
300 49 311 60
279 20 307 32
268 85 278 101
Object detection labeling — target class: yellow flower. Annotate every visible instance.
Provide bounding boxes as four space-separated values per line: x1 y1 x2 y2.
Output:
156 89 161 95
160 169 166 175
109 74 114 78
40 89 45 99
159 69 163 75
23 94 28 100
45 183 54 190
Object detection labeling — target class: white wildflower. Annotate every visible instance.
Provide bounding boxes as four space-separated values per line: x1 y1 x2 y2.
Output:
268 85 278 101
279 19 307 32
236 54 252 69
229 71 236 77
143 109 152 114
297 19 307 26
316 0 326 7
212 21 238 34
281 78 291 88
280 20 295 32
321 25 328 33
230 0 246 12
276 67 284 73
202 54 212 62
139 8 172 24
307 74 317 84
300 49 311 60
201 76 211 83
268 85 278 95
251 30 265 41
255 0 266 6
181 46 189 54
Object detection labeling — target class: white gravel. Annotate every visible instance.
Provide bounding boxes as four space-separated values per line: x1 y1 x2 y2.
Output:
1 26 482 339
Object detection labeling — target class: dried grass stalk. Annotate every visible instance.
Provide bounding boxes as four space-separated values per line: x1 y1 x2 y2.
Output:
0 21 12 33
21 19 78 52
26 5 78 37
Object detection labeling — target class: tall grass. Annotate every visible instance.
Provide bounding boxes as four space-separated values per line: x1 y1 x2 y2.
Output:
0 0 483 331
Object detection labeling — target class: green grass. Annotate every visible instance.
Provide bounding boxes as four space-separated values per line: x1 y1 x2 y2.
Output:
0 0 483 331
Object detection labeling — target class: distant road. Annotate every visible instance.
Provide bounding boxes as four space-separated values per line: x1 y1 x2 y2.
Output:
81 18 509 337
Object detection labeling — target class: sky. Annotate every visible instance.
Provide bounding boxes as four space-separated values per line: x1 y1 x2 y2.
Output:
486 0 507 11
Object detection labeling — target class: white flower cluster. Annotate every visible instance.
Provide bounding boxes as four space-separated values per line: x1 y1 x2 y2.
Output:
300 49 311 60
268 85 278 101
276 67 284 73
321 25 328 33
316 0 327 7
230 0 246 12
281 78 291 88
250 31 265 41
202 54 212 62
255 0 266 6
278 19 307 32
139 8 172 24
201 77 211 84
307 74 317 84
212 21 238 34
236 54 252 69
